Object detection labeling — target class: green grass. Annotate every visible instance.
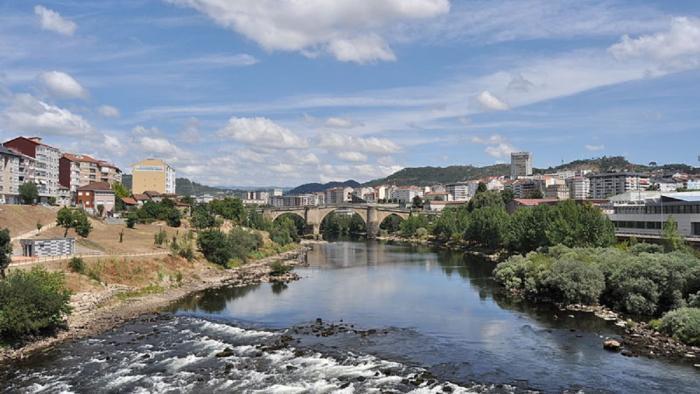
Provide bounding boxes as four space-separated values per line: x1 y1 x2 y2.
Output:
115 284 165 301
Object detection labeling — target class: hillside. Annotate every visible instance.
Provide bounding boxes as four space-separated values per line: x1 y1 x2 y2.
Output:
363 156 700 187
288 180 361 195
0 205 59 238
365 165 510 186
176 178 225 196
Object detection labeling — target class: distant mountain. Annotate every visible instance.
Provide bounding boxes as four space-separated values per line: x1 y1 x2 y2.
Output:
176 178 225 196
364 165 510 186
287 180 361 195
364 156 699 187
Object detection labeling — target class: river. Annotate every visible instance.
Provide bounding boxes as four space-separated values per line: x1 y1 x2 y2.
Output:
1 241 698 393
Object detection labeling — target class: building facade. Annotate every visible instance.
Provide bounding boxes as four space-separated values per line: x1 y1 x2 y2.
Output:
0 146 20 204
446 183 470 201
3 137 61 200
607 192 700 239
20 237 75 257
567 176 591 200
588 172 649 199
131 158 176 194
76 182 116 215
510 152 533 179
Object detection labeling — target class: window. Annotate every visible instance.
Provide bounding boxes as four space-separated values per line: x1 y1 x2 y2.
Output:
693 223 700 236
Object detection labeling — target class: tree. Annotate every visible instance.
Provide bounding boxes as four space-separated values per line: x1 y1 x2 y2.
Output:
663 216 686 252
0 229 12 279
56 208 92 237
524 189 544 199
209 197 245 223
465 206 509 249
500 189 515 206
191 204 215 229
0 267 72 339
166 209 182 228
56 207 75 237
476 182 487 194
111 182 130 199
468 190 505 211
18 182 38 205
412 195 423 208
126 212 138 229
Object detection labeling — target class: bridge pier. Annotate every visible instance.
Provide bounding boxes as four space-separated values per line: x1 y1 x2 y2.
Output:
366 206 379 239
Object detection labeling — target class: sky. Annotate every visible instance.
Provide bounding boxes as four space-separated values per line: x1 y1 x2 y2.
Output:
1 0 699 187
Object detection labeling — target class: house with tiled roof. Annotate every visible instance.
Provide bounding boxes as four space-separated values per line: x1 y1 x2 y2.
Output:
76 182 115 216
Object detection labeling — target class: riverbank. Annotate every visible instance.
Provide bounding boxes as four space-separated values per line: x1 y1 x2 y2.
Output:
377 234 505 261
0 246 308 363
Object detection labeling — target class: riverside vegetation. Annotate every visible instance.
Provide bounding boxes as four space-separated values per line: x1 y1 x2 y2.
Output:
384 188 700 347
0 196 303 349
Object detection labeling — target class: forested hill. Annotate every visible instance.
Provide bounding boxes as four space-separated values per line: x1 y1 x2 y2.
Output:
364 165 510 186
365 156 699 186
175 178 225 196
288 180 361 195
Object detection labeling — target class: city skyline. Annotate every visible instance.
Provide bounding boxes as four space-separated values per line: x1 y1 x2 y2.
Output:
1 1 699 187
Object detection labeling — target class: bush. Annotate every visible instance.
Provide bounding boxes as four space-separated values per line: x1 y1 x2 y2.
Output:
154 229 167 246
270 260 292 276
197 227 263 266
0 228 11 279
68 257 85 274
658 307 700 345
0 267 72 339
545 259 605 305
399 214 430 238
126 212 137 229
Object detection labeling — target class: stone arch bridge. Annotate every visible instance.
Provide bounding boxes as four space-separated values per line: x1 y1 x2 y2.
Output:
261 205 411 238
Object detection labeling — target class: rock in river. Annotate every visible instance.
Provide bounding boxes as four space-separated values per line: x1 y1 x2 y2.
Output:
603 339 622 352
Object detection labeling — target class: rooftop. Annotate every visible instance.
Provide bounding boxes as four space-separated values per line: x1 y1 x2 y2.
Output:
77 182 113 191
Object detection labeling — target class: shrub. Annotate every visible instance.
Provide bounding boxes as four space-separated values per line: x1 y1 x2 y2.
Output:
197 230 231 266
126 212 137 229
629 243 664 255
400 214 430 238
545 259 605 305
154 229 167 246
68 257 85 274
0 228 11 279
0 267 72 339
270 261 292 276
658 307 700 345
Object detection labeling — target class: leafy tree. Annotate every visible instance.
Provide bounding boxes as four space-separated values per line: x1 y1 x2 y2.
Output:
18 182 38 205
197 230 231 266
191 204 216 229
662 216 685 252
0 267 72 339
468 190 505 211
524 189 544 199
166 208 181 228
126 212 137 229
380 214 403 234
209 197 245 223
431 206 469 241
476 182 487 194
56 207 75 237
0 229 12 279
412 195 423 208
270 217 300 246
74 211 92 237
111 182 130 198
500 189 515 206
465 206 509 249
399 214 430 238
659 308 700 345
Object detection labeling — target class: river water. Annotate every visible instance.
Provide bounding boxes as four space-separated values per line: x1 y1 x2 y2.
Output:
1 241 698 393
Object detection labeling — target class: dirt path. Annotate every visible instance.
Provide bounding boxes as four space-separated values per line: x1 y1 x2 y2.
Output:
0 247 307 363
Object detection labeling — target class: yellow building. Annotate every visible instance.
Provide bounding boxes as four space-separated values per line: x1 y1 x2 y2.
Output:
131 158 176 195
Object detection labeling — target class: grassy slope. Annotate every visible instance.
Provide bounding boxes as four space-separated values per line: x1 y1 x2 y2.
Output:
0 205 59 237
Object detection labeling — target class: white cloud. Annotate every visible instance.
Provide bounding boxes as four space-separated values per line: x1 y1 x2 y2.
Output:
236 148 267 163
34 5 77 36
289 151 320 165
39 71 87 99
98 105 120 118
167 0 449 63
0 94 92 136
337 151 368 162
471 134 517 158
324 116 355 128
318 133 400 154
268 163 296 174
132 125 160 137
476 90 509 111
609 17 700 64
585 144 605 151
139 136 182 155
103 134 126 156
175 53 259 67
218 117 308 149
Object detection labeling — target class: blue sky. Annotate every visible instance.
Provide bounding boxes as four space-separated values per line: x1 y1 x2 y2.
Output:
1 0 699 187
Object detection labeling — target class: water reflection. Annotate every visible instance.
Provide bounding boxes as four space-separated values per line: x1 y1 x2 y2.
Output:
169 241 699 393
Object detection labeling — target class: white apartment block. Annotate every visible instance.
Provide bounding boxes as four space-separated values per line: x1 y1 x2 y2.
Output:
588 173 649 199
3 137 61 201
325 187 353 205
390 187 423 203
446 183 470 201
567 176 591 200
0 146 20 204
510 152 533 179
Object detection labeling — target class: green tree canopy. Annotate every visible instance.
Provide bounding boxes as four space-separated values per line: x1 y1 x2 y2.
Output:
18 182 38 205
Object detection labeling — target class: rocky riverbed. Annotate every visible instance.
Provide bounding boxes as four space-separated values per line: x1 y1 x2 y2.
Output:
0 247 308 364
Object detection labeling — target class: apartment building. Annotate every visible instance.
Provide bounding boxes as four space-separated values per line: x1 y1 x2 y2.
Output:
588 172 649 199
446 182 470 201
567 176 590 199
325 187 353 205
3 137 60 200
510 152 533 179
60 153 122 197
131 158 176 194
0 146 20 204
270 194 315 208
98 161 122 185
390 186 423 204
545 184 570 200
